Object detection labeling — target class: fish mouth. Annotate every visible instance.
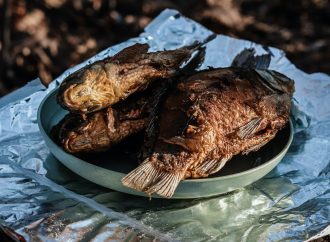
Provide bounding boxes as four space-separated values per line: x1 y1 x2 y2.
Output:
57 81 103 113
51 113 85 145
64 131 100 153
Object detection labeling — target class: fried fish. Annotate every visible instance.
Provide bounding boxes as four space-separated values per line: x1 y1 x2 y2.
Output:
57 43 202 113
122 67 294 198
53 92 151 153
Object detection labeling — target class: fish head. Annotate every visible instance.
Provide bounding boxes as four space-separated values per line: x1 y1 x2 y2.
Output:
62 111 111 153
58 64 115 113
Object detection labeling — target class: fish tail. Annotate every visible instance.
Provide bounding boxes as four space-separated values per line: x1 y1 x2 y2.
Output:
121 161 183 198
174 34 216 74
155 33 216 70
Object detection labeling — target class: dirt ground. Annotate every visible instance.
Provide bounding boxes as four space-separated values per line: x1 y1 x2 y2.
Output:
0 0 329 97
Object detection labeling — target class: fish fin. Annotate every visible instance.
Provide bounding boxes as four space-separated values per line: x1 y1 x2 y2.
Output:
237 117 263 139
192 155 231 176
180 46 206 76
145 171 182 198
148 34 215 70
231 48 271 70
112 43 149 63
121 161 160 191
122 161 183 198
174 33 216 55
207 156 231 175
242 134 275 154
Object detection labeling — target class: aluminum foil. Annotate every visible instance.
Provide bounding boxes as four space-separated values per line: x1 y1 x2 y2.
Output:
1 9 330 241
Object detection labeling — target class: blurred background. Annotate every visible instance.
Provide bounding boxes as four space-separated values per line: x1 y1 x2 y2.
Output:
0 0 329 97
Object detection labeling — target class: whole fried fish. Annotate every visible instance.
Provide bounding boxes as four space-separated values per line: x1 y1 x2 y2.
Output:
57 43 202 113
122 67 294 198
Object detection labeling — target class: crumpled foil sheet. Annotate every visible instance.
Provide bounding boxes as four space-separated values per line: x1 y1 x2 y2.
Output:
1 9 330 242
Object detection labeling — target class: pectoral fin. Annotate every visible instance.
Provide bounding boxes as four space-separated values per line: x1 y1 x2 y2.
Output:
242 133 275 154
190 155 231 178
237 117 264 139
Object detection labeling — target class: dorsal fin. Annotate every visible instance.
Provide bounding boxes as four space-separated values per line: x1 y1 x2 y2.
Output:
231 48 271 70
180 46 206 76
111 43 149 63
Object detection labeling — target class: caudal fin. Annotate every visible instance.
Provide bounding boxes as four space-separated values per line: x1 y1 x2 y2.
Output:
121 161 183 198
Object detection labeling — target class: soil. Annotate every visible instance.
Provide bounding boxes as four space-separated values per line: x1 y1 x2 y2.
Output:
0 0 329 97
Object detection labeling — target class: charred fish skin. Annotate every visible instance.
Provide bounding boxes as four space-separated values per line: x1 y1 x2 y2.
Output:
51 113 85 146
52 107 147 154
122 67 294 198
57 43 202 114
61 108 147 153
53 95 150 154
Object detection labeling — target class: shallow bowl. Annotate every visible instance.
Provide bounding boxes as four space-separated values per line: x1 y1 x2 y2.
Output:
38 88 293 199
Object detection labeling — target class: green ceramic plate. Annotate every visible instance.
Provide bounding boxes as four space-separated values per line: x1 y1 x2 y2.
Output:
38 88 293 199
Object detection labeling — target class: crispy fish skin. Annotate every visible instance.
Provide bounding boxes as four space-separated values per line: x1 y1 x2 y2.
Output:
57 43 200 114
63 108 147 153
122 68 294 198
